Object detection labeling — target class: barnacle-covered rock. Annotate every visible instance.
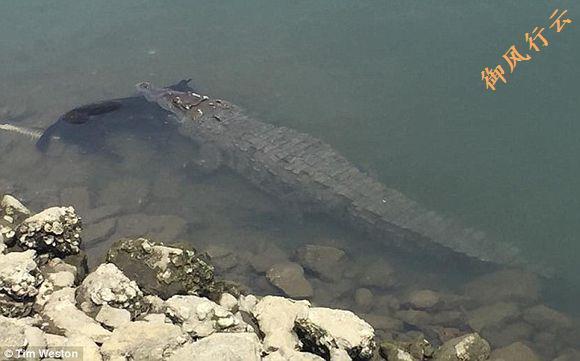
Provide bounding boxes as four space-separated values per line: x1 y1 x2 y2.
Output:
0 250 43 300
106 238 237 300
165 295 251 337
380 338 435 361
1 194 31 223
433 333 490 361
0 194 29 245
75 263 146 318
0 293 34 317
294 307 376 360
14 206 82 256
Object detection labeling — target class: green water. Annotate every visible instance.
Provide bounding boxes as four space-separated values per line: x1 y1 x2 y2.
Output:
1 1 579 308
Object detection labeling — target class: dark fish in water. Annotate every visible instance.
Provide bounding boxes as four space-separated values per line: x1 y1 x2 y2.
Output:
35 79 196 153
60 101 123 124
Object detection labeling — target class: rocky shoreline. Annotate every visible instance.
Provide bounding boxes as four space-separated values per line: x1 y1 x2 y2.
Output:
0 194 578 361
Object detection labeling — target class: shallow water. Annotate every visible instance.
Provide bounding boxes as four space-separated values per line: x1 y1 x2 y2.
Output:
1 0 579 356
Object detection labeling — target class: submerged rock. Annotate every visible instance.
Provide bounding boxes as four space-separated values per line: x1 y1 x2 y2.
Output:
466 302 520 332
357 259 396 289
13 206 82 256
354 288 374 312
404 289 441 310
488 341 540 361
464 269 539 304
553 349 580 361
480 321 533 348
295 307 376 360
266 262 313 299
380 339 435 361
295 244 346 282
248 243 290 274
522 304 573 331
433 333 490 361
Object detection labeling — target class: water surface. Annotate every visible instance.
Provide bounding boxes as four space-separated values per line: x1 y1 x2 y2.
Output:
1 0 579 312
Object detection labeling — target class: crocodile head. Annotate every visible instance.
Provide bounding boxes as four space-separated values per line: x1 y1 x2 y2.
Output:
136 81 209 120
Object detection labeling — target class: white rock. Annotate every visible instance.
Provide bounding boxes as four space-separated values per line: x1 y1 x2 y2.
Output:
1 195 31 217
238 294 259 313
252 296 310 353
295 307 375 359
35 270 76 310
77 263 143 314
143 295 166 313
0 316 45 352
330 348 352 361
100 321 188 361
263 350 326 361
41 288 111 343
219 292 238 312
45 333 68 349
143 313 168 324
24 325 47 349
165 295 247 337
0 250 42 299
168 333 262 361
96 304 131 328
65 334 102 361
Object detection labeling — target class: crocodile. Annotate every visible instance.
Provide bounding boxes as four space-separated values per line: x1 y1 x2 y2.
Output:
136 81 524 269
